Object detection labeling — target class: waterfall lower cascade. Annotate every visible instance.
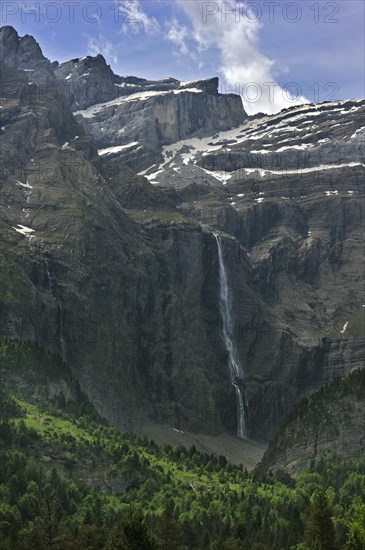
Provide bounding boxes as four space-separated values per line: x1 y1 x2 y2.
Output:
215 235 248 439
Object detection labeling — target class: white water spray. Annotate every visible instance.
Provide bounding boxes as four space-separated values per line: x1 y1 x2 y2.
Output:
215 234 248 439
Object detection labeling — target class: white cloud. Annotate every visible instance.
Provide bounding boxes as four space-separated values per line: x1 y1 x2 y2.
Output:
166 19 192 57
170 1 308 114
86 35 118 65
115 0 160 36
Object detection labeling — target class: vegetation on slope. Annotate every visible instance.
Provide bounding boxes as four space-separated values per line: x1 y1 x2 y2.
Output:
0 340 364 549
259 368 365 474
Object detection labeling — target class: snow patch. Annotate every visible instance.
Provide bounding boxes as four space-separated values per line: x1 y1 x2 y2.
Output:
276 143 313 152
200 168 232 183
173 88 203 95
245 163 363 178
16 180 33 190
340 106 361 114
244 168 267 178
181 152 195 165
74 88 203 118
13 224 35 236
98 142 140 156
350 126 365 139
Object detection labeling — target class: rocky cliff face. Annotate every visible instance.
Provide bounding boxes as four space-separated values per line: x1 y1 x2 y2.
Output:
54 54 246 171
0 26 364 443
133 96 365 438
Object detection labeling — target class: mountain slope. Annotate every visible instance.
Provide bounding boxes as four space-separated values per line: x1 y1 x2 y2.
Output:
0 25 364 443
0 27 256 439
258 369 365 474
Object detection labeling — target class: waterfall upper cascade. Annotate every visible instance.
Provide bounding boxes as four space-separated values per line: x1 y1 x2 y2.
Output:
215 235 248 439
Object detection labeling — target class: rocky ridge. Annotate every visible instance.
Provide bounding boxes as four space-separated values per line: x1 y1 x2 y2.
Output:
51 51 247 173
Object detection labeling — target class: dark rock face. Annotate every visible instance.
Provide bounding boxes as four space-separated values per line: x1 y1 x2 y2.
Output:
0 26 364 443
0 25 55 84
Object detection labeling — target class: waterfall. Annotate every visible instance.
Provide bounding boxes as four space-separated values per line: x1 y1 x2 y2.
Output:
45 257 67 363
45 258 52 292
58 303 67 363
215 234 248 439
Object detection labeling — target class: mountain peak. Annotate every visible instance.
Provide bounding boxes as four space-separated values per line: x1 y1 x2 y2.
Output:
0 24 54 83
0 24 18 40
0 25 43 60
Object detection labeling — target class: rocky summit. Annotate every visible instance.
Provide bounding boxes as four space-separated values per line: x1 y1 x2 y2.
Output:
0 25 364 451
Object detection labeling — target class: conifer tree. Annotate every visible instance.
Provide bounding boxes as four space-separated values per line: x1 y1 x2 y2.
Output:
346 502 365 549
107 508 158 550
155 511 184 549
305 491 338 550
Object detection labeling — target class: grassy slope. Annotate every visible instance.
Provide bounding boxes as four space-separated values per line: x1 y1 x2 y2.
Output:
10 396 241 494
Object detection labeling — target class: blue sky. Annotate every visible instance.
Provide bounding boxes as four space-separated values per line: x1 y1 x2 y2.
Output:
1 0 364 113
